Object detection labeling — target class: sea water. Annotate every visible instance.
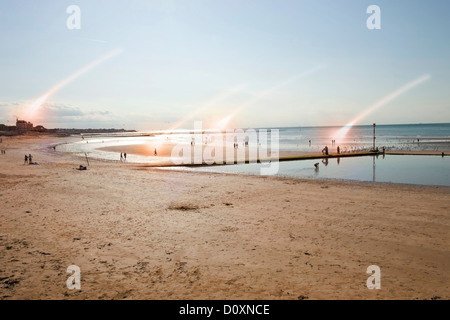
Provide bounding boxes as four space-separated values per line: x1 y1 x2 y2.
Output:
187 154 450 187
57 123 450 186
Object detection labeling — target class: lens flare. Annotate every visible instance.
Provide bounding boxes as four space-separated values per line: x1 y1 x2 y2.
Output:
28 48 123 117
224 64 327 126
167 84 246 131
335 74 431 141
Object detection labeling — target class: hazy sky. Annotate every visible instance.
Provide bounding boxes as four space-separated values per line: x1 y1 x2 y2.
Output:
0 0 449 130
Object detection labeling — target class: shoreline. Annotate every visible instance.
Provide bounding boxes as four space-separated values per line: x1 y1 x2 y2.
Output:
73 139 450 166
0 135 449 300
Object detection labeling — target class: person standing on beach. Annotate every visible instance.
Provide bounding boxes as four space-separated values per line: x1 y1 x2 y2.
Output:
154 148 157 156
124 153 127 160
120 153 123 161
337 146 340 154
28 154 33 164
24 155 28 164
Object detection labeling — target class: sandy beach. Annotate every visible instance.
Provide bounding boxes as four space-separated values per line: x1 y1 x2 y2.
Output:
0 135 449 300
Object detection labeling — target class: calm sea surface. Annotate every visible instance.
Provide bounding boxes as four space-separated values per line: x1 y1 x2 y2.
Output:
58 123 450 186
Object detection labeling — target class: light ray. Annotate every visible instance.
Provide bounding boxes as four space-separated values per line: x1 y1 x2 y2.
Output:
336 74 431 140
225 64 327 125
28 48 123 116
167 84 246 131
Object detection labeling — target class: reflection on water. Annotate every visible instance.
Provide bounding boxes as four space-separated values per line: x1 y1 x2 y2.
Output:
57 124 450 186
188 155 450 187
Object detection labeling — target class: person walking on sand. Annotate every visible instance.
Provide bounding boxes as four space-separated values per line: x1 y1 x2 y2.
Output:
124 153 127 160
154 148 157 156
28 154 33 164
24 155 28 164
120 153 123 161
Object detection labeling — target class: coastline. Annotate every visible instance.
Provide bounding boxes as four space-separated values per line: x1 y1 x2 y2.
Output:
62 136 450 168
0 135 449 299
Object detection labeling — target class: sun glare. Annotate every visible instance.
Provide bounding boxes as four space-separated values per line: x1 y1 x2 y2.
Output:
215 115 232 130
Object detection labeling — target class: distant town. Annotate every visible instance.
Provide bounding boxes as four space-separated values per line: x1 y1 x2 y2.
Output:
0 119 136 136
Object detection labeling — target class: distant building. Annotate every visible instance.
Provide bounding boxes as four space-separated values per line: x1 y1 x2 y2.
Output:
16 119 33 133
33 125 47 132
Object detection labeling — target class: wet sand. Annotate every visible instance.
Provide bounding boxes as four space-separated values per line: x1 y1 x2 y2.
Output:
0 135 449 300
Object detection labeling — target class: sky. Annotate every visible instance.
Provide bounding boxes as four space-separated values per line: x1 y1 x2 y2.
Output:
0 0 449 130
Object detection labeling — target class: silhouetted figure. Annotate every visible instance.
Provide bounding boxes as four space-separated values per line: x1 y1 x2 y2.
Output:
154 148 157 156
322 146 328 155
24 155 28 164
337 146 340 154
124 153 127 160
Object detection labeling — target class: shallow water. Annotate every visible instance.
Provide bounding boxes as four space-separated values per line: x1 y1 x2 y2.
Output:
176 155 450 187
56 123 450 186
58 123 450 163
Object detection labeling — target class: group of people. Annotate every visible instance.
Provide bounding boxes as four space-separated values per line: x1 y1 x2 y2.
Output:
321 145 342 155
24 154 34 164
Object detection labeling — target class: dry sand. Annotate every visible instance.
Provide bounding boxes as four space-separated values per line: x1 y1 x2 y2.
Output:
0 135 449 300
